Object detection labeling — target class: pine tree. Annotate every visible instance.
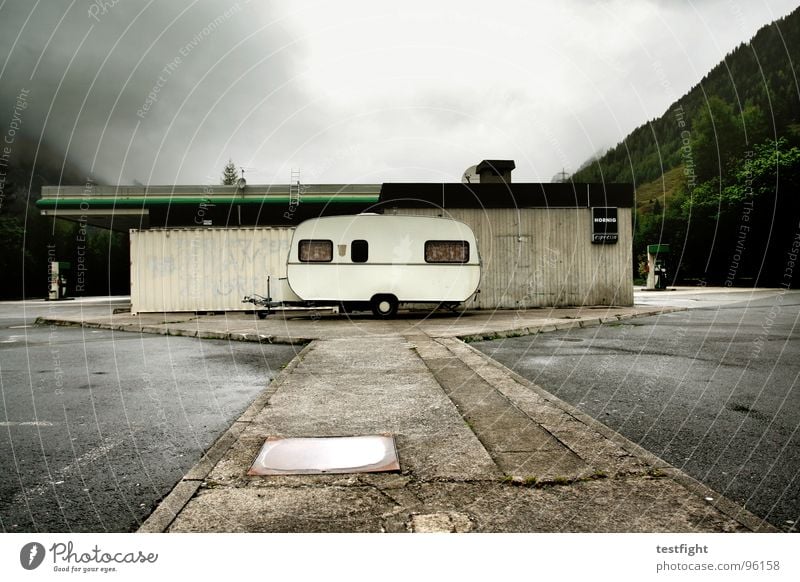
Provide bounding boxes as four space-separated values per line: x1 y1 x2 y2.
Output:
221 159 238 185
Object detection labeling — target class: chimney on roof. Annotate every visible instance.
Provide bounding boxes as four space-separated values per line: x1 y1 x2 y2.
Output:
475 160 515 184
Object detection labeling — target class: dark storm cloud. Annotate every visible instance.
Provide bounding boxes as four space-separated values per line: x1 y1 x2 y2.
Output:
0 0 304 184
1 0 797 185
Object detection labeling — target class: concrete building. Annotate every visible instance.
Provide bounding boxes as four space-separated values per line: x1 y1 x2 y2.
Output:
37 161 633 312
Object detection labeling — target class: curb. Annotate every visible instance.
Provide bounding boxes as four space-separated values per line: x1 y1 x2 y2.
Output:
136 341 316 533
457 306 687 343
33 316 311 346
35 306 684 347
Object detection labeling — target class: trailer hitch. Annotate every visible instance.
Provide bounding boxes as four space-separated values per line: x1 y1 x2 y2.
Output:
242 294 276 319
243 276 278 318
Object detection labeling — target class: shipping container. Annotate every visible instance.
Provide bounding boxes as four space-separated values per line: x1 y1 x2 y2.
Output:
130 227 294 314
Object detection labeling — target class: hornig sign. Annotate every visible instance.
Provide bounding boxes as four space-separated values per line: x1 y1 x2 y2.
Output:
591 207 619 244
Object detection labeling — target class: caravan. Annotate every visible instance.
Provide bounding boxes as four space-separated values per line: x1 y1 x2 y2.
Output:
246 213 481 318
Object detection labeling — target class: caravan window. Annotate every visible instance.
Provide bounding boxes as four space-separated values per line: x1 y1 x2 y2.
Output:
299 239 333 262
425 240 470 263
351 240 368 263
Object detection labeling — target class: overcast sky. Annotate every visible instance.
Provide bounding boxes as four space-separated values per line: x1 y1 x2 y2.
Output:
0 0 797 185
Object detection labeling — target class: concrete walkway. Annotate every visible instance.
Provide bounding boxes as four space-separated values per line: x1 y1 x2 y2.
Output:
37 292 777 532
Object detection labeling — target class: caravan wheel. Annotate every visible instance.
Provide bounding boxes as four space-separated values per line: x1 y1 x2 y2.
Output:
371 295 398 319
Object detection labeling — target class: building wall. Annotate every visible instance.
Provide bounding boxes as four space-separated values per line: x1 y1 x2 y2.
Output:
130 209 633 313
130 227 294 313
396 207 634 308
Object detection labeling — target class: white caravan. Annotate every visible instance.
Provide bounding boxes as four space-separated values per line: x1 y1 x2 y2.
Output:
248 214 481 318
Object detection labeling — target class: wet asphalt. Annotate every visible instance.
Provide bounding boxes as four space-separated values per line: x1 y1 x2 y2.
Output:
0 299 299 532
473 291 800 531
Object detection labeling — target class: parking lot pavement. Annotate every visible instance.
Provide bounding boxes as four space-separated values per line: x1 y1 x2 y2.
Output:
474 289 800 531
25 290 783 533
0 299 299 532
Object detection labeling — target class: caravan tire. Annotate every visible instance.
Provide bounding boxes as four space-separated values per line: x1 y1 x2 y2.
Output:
371 295 398 319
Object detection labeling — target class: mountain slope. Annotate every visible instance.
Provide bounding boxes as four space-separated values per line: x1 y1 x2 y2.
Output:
573 5 800 186
571 6 800 287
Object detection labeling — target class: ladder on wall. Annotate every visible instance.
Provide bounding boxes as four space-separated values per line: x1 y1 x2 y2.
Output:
289 168 301 206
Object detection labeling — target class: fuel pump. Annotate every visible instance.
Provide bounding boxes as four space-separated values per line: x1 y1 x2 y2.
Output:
48 260 71 300
646 244 670 290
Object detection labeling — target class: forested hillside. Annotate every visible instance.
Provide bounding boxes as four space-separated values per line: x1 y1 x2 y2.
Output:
574 6 800 286
0 142 129 299
574 7 800 185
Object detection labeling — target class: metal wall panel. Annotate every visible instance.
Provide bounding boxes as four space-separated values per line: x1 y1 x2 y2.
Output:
130 212 633 313
396 208 633 308
130 227 294 313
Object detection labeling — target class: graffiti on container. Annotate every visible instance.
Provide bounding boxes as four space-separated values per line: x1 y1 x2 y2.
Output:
146 256 176 276
135 230 294 309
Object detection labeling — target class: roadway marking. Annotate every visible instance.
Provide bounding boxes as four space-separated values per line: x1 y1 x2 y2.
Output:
11 436 125 502
0 421 57 427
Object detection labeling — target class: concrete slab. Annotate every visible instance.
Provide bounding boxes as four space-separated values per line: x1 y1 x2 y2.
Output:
210 337 500 483
168 486 396 533
438 337 655 477
411 512 473 533
420 341 595 481
409 478 751 533
167 476 751 533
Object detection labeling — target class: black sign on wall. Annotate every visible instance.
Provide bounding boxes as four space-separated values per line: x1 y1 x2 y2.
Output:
591 207 618 244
